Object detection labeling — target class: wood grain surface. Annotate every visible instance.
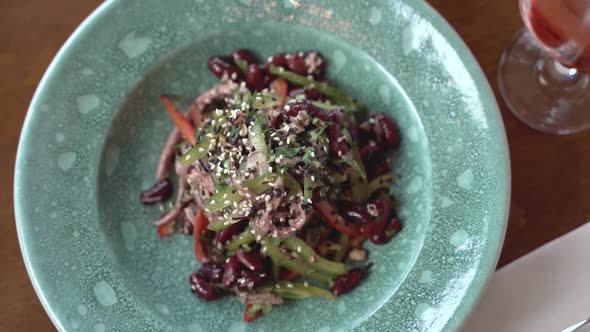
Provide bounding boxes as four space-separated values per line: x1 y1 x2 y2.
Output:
1 0 589 331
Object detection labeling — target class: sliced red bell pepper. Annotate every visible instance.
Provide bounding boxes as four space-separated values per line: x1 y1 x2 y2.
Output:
192 208 209 262
315 200 363 237
157 221 175 238
243 304 262 322
160 95 197 145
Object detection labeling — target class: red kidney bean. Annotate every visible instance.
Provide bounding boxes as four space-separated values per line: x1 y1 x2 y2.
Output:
208 56 241 81
231 49 258 65
370 113 400 148
198 262 224 283
388 217 402 232
223 255 241 288
361 141 383 161
331 267 366 296
266 53 289 68
371 193 392 220
359 220 385 237
304 88 321 101
214 221 246 245
287 52 308 75
236 249 265 272
140 178 173 205
245 64 266 91
369 231 389 244
236 270 263 292
189 272 218 301
327 123 349 157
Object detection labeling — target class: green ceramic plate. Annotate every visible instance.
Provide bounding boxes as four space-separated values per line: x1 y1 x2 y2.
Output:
15 0 509 331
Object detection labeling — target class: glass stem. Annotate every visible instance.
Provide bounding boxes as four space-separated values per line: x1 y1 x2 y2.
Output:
535 54 589 98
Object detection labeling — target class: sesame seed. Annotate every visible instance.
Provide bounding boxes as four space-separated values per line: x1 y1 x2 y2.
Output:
304 281 309 287
311 175 316 181
307 198 312 204
210 200 216 204
297 246 302 253
265 195 271 202
338 150 343 157
268 166 273 173
286 283 294 288
224 200 231 205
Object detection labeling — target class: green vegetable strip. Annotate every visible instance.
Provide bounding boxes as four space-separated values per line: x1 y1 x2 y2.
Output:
334 233 349 262
258 281 337 300
226 226 256 251
207 218 239 231
204 191 243 212
283 236 347 276
368 173 395 196
271 261 280 280
179 136 211 166
269 66 362 111
311 100 344 111
248 118 271 172
262 239 333 284
303 175 314 203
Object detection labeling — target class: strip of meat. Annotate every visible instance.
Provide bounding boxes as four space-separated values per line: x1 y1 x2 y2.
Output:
156 127 182 181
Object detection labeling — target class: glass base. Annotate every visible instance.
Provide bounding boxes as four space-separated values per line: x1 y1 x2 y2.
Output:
498 29 590 135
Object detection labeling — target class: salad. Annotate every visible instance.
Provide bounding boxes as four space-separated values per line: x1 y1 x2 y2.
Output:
140 49 402 322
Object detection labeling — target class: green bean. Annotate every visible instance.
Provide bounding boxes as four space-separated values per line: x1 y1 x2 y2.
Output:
262 239 333 284
226 226 256 252
258 281 337 300
283 236 347 276
269 66 362 111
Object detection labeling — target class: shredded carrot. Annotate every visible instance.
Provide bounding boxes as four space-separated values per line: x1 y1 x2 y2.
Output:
157 221 175 238
160 96 197 145
270 77 288 105
192 208 209 262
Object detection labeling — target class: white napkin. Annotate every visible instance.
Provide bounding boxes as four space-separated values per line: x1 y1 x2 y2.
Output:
461 222 590 332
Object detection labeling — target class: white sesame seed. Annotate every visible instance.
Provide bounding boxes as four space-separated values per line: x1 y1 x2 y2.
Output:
268 166 273 173
297 246 302 253
286 283 294 288
311 175 316 181
210 200 216 204
224 200 231 205
265 195 271 202
307 198 312 204
304 281 309 287
338 150 343 157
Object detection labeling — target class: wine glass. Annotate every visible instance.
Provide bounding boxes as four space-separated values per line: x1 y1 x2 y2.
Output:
498 0 590 135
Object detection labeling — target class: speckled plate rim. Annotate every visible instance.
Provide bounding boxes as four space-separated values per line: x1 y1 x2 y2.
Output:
414 4 510 330
14 4 116 331
417 4 511 331
13 1 511 331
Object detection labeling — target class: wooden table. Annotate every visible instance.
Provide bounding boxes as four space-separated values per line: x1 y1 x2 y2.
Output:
1 0 589 330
